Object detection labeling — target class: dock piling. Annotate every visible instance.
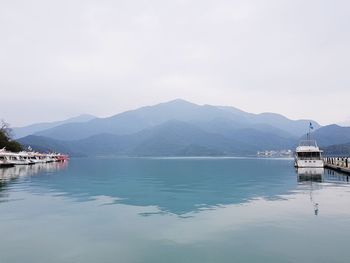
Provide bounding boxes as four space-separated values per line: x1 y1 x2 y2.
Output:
324 157 350 174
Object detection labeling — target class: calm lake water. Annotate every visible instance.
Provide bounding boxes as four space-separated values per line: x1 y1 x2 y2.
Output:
1 158 350 263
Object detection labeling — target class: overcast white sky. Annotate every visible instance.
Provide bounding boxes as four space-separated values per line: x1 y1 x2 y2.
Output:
1 0 349 127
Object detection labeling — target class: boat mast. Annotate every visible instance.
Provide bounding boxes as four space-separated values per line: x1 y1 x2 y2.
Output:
307 122 314 141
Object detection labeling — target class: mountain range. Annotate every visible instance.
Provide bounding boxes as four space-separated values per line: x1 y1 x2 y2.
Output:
15 99 350 157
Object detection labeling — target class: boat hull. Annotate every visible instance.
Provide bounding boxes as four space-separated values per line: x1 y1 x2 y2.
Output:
0 162 15 168
295 159 324 168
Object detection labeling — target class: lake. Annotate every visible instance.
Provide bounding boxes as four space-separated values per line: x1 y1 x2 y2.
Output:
1 158 350 263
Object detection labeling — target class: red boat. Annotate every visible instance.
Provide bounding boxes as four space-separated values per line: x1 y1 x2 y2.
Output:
57 154 69 162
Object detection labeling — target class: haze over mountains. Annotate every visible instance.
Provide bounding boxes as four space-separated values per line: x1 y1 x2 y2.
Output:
13 114 96 139
339 119 350 127
16 99 350 157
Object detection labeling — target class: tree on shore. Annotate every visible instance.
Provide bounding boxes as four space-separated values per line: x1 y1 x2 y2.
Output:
0 120 22 152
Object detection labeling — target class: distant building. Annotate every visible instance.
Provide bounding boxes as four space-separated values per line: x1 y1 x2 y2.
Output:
257 149 293 158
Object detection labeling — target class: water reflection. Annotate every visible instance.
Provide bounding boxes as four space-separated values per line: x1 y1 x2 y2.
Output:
297 167 350 184
0 162 68 202
296 167 350 217
7 158 303 215
297 167 324 182
1 158 350 215
0 158 298 214
2 159 350 263
325 168 350 183
0 162 68 181
296 168 322 216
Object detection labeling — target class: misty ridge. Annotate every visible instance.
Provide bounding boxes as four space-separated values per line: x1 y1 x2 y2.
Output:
15 99 350 157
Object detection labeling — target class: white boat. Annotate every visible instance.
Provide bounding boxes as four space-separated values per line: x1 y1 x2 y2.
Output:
295 140 324 168
1 147 68 167
295 123 324 168
18 152 35 165
8 153 26 165
0 149 15 167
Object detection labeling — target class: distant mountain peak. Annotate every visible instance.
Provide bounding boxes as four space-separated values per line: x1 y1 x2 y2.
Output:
167 98 194 103
22 99 323 143
75 113 96 118
157 98 198 107
66 114 96 123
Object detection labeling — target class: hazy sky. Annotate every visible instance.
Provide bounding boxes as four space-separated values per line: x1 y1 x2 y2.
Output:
1 0 349 127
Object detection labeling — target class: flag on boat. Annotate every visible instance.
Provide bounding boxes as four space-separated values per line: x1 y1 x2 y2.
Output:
309 122 314 130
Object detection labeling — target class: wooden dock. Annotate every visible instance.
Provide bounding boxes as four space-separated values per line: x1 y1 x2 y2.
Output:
324 157 350 174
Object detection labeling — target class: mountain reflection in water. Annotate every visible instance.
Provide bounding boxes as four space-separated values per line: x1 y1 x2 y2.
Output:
0 158 348 215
